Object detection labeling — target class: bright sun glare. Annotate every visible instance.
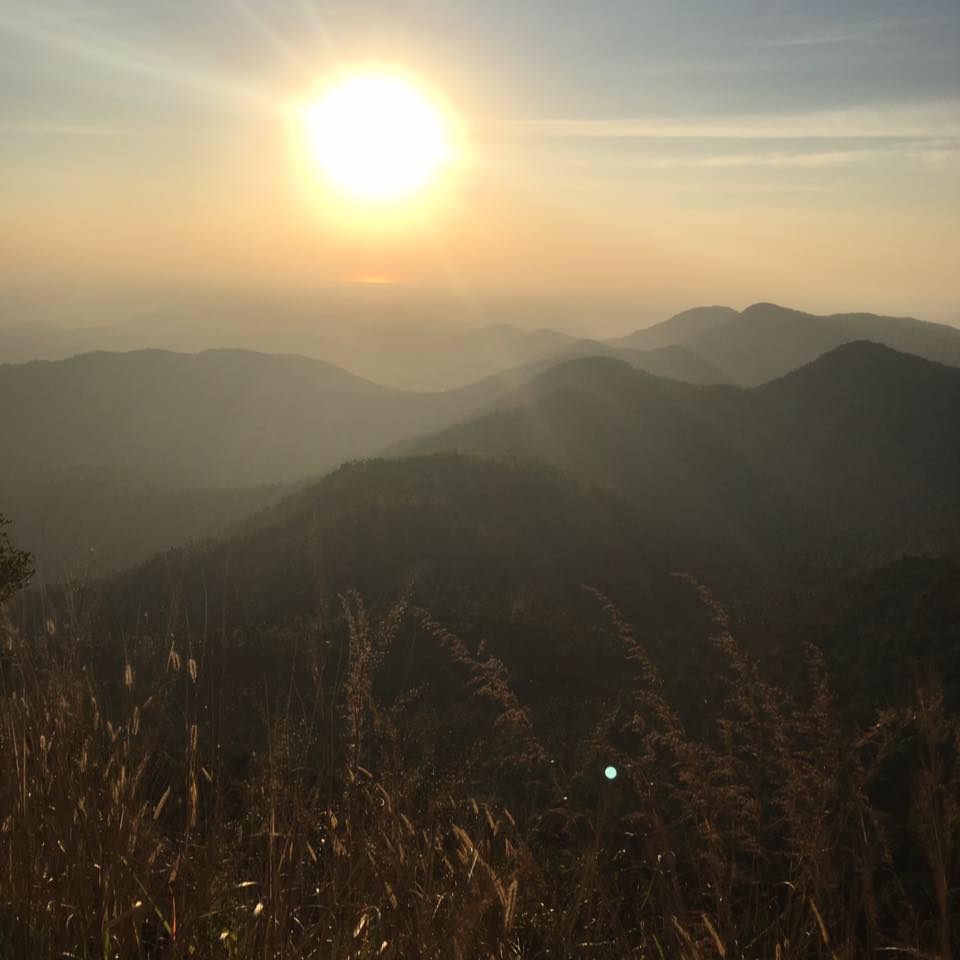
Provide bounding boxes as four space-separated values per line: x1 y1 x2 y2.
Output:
303 73 449 202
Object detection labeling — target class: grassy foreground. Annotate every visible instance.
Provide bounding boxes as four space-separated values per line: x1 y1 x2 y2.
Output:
0 579 957 958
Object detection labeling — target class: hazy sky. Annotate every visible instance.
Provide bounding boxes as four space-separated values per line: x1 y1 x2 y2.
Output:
2 0 958 327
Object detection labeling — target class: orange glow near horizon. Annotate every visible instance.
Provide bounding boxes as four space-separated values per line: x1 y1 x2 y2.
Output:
347 274 399 285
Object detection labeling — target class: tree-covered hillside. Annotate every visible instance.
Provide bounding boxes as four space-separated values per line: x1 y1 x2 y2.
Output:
406 344 960 575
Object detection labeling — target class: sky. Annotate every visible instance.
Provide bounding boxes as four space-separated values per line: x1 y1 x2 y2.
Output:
1 0 958 330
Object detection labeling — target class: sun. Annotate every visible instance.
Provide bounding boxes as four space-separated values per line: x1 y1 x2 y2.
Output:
302 73 450 203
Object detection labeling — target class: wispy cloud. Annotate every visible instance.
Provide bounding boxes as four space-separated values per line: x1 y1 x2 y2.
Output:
659 150 871 169
742 18 915 50
503 101 960 142
642 143 960 170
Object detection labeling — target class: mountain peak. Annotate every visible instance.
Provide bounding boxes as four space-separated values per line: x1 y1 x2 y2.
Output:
610 305 737 350
534 353 647 384
759 339 959 400
740 302 805 319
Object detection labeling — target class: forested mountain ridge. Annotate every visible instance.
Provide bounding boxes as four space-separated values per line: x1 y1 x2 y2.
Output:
6 332 959 579
404 342 960 572
0 339 736 574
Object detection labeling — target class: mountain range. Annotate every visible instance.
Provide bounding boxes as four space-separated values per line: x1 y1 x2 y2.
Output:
0 338 734 492
4 300 959 390
0 339 732 574
679 302 960 384
406 342 960 574
4 301 960 578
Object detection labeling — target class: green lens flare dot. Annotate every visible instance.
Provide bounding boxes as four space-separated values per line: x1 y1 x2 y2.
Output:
604 765 618 780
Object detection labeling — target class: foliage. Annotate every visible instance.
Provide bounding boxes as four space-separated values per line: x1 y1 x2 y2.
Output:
0 514 32 606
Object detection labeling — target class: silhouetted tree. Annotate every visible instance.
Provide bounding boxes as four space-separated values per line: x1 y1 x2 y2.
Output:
0 514 32 604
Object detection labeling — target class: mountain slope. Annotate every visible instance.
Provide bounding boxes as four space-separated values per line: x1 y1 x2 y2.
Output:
406 358 779 567
760 553 960 717
100 454 678 628
0 349 455 488
610 305 738 350
756 340 960 506
0 341 743 575
435 341 730 413
0 317 580 391
301 322 580 390
683 302 960 384
2 340 728 495
543 340 730 384
404 344 960 572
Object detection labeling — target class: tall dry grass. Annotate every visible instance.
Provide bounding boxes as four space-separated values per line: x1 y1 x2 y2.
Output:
0 577 957 958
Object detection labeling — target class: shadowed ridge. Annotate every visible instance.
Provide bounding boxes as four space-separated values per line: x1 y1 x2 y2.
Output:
753 341 960 507
1 346 392 394
402 341 960 574
536 337 731 385
460 353 727 418
510 353 655 391
740 302 922 325
682 303 960 385
427 343 730 423
102 452 665 626
185 347 393 390
739 301 804 318
610 304 738 350
0 348 437 489
756 338 960 396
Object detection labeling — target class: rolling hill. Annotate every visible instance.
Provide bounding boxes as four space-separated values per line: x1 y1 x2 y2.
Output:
9 336 954 581
94 454 679 630
609 305 738 350
609 302 960 386
0 348 459 489
0 316 580 391
9 301 959 394
543 339 730 384
673 302 960 384
404 342 960 573
1 342 737 494
0 342 735 575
